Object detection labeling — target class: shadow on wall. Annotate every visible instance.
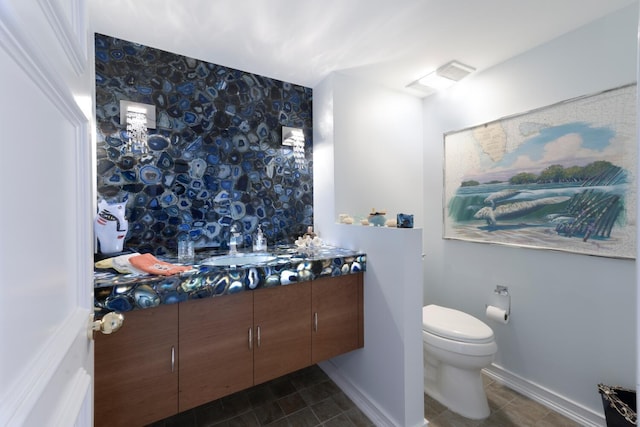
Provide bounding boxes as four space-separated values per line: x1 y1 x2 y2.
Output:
94 33 313 255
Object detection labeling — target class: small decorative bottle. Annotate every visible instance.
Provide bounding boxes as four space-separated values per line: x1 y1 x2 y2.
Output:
253 225 267 252
368 208 387 227
304 226 316 238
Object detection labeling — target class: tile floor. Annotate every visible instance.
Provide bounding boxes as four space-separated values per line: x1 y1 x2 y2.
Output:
425 374 582 427
146 364 374 427
147 366 581 427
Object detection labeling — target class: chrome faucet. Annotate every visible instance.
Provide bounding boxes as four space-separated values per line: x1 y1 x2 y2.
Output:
229 224 241 254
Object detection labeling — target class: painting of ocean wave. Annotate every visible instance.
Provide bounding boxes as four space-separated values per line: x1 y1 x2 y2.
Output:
443 84 636 259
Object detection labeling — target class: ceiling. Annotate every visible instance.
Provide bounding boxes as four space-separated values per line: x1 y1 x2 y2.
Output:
90 0 637 97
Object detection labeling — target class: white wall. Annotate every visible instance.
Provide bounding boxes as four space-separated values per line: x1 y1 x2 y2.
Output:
332 73 424 228
313 73 426 427
423 4 637 425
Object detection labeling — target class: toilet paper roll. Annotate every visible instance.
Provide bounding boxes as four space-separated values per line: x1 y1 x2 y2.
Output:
486 305 509 324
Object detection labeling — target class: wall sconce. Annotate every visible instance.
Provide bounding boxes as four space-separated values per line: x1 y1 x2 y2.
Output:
120 100 156 155
407 60 475 97
282 126 306 169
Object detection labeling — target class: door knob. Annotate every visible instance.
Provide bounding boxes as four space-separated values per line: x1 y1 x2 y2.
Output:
89 312 124 339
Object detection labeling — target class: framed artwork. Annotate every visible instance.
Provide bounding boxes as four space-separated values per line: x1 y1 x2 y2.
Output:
443 84 636 259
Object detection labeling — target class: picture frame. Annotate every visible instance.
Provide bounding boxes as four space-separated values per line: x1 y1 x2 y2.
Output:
443 83 636 259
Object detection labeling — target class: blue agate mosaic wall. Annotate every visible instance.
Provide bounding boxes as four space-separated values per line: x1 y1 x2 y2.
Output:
94 34 313 255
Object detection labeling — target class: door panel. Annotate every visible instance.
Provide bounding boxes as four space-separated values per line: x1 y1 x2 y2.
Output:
312 273 362 363
253 283 312 385
0 0 94 425
95 304 179 427
179 292 254 412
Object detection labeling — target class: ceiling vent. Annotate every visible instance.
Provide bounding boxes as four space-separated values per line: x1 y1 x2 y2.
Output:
406 60 476 97
436 61 475 81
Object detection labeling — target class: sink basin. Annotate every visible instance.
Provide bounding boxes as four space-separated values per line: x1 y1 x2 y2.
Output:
200 253 277 267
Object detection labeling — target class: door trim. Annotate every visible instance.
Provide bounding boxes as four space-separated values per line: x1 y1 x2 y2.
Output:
0 2 88 124
36 0 88 75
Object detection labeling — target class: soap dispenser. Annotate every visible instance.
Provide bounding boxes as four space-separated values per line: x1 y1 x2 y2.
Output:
253 225 267 252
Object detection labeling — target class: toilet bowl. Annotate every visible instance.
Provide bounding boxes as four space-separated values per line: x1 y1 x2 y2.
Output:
422 304 497 420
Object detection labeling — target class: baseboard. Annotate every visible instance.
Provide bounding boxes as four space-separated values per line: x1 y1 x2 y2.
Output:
318 361 397 426
318 360 604 427
318 361 395 427
484 364 606 427
318 361 429 427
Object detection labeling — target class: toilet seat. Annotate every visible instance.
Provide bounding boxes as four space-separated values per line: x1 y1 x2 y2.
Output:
423 304 494 344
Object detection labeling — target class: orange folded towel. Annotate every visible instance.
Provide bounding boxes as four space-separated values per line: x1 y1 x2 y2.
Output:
129 253 192 276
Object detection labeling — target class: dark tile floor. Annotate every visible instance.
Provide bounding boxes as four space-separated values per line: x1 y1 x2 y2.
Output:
425 374 582 427
148 367 582 427
146 365 375 427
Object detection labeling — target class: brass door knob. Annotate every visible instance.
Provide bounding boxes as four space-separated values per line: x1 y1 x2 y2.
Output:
89 312 125 338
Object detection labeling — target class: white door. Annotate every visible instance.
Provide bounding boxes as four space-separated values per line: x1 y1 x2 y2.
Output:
0 0 95 426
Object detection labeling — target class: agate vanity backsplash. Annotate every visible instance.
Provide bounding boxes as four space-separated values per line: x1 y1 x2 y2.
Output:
94 34 313 255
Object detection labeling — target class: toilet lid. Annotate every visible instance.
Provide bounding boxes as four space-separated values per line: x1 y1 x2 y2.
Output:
422 304 494 343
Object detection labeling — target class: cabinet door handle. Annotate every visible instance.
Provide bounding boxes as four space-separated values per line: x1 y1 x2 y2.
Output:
248 327 253 350
314 312 318 332
257 326 261 347
171 346 175 373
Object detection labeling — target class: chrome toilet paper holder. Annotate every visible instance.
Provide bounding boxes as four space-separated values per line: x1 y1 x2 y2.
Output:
495 285 509 297
488 285 511 316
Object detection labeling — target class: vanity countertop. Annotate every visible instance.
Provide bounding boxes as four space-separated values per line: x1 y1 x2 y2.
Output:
94 245 366 316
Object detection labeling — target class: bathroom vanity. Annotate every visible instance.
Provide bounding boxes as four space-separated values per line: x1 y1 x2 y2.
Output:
93 246 365 427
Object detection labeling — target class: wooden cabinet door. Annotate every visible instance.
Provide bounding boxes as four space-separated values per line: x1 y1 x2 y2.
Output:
312 273 364 363
178 291 254 412
253 283 312 385
95 303 178 427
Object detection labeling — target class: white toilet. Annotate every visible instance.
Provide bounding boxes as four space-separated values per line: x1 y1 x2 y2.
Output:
422 304 497 420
